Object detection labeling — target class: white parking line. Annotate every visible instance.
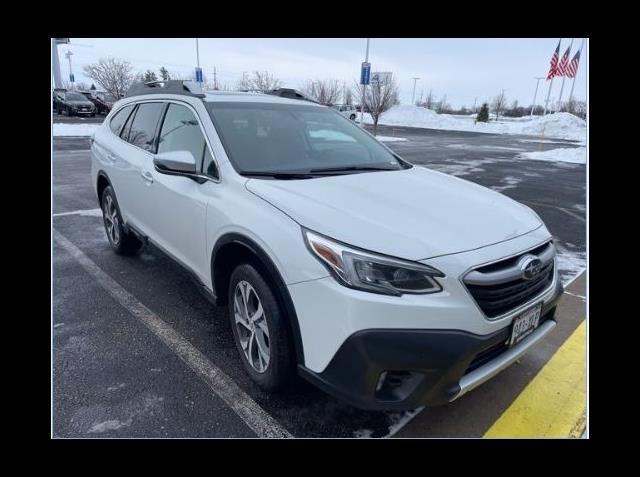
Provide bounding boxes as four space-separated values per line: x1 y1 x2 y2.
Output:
53 229 292 438
53 209 102 218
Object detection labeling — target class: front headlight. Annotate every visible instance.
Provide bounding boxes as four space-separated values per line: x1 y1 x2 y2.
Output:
303 229 444 296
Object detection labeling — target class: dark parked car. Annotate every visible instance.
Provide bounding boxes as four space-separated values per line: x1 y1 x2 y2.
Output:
52 88 67 113
79 91 115 115
55 91 96 117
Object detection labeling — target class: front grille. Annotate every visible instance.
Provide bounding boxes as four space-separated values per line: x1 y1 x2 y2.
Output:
464 245 555 319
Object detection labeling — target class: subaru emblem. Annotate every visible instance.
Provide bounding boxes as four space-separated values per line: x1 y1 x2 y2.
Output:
519 255 542 280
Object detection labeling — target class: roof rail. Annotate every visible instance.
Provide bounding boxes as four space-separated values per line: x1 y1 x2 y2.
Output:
263 88 319 104
125 80 206 99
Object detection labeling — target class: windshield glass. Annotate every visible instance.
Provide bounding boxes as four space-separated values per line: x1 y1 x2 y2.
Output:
66 93 87 101
205 102 407 175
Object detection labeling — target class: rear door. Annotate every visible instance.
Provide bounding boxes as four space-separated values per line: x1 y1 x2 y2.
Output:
114 101 165 235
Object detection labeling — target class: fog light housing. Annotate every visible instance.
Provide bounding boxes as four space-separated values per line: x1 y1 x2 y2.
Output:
375 370 423 402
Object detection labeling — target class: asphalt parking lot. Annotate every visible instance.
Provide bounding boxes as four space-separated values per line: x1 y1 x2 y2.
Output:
52 119 586 438
52 110 105 124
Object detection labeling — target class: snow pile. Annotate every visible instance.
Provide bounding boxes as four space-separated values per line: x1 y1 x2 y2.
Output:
513 113 586 142
375 135 408 142
518 146 586 164
53 123 100 137
363 106 586 142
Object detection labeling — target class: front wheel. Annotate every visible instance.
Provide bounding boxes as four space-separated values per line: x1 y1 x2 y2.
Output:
228 264 294 391
350 114 356 120
101 186 142 255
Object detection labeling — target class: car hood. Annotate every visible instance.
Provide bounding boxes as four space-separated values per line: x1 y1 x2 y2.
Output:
67 100 93 107
246 166 542 260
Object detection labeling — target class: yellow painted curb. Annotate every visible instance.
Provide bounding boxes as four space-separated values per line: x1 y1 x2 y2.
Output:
484 320 586 438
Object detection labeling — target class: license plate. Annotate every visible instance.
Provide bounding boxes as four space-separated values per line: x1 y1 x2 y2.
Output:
509 303 542 346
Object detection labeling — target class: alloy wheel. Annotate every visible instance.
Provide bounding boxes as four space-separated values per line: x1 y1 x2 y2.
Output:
233 280 270 373
103 194 120 245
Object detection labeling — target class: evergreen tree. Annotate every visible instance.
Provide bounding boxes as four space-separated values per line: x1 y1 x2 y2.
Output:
159 67 170 81
90 83 96 90
476 103 490 122
143 70 158 82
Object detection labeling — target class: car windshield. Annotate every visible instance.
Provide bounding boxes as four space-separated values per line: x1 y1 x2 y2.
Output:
205 102 408 177
66 93 87 101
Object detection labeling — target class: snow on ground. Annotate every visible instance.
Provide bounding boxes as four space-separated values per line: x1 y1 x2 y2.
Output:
363 107 586 142
53 123 100 137
376 135 408 142
354 407 424 438
556 244 587 286
491 176 522 192
517 147 586 165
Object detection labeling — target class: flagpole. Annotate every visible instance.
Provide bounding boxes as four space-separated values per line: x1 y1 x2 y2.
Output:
568 38 585 105
543 38 562 116
556 38 574 111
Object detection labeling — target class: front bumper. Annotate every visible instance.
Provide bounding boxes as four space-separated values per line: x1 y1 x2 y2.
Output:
298 278 563 411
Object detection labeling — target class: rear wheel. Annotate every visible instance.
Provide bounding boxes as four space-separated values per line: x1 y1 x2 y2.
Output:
101 186 142 255
228 264 294 391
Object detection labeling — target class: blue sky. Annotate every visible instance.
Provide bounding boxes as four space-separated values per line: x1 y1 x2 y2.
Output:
60 38 587 108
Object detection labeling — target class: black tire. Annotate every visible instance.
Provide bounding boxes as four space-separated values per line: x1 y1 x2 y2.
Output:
67 107 74 117
90 113 96 117
100 185 142 256
350 114 356 120
228 263 294 391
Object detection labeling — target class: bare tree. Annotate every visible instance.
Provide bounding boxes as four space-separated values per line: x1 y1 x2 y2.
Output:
344 88 353 105
425 90 435 109
353 77 400 136
491 90 508 121
83 57 135 99
236 71 283 91
74 81 92 91
300 79 342 105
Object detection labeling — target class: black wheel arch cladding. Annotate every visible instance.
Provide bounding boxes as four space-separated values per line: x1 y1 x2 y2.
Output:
211 233 305 366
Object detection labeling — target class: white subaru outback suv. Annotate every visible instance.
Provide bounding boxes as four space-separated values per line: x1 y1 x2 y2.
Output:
91 81 563 411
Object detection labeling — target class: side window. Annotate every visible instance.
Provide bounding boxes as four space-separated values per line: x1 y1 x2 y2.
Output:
120 105 137 141
157 104 217 178
109 104 134 136
126 102 165 153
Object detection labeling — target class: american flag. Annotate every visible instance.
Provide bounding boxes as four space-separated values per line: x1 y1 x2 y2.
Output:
565 49 581 78
546 41 561 80
557 46 572 77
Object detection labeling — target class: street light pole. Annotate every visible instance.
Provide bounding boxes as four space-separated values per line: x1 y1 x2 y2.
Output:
411 77 420 105
196 38 200 68
65 50 74 89
531 77 544 117
360 38 370 125
195 38 202 86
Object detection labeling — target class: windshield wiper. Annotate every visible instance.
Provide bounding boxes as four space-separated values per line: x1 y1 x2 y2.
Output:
308 165 400 174
241 171 318 180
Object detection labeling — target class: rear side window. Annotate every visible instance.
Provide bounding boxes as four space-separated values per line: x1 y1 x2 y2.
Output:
126 102 165 153
158 104 216 177
109 105 134 136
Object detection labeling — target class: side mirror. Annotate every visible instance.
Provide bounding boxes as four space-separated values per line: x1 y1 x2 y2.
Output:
153 150 197 174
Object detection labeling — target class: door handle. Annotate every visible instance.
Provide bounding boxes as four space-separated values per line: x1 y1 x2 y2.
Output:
141 170 154 183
